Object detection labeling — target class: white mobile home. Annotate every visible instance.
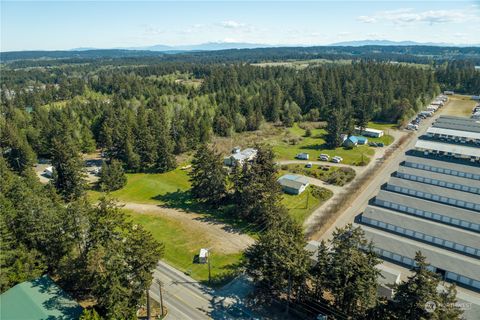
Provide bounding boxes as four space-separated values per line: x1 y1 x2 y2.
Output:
355 127 384 138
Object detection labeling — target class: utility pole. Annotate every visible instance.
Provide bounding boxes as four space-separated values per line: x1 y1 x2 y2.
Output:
146 289 151 320
208 250 212 285
157 279 164 317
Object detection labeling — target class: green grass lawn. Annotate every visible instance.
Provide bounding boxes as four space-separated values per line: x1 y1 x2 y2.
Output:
281 185 333 223
126 210 242 286
90 168 191 204
271 123 375 165
367 121 398 131
280 164 356 186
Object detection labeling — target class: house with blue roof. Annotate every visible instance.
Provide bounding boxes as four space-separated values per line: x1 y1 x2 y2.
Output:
343 135 359 148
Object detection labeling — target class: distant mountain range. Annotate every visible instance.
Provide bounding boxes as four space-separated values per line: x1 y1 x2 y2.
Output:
72 42 275 52
329 40 480 47
69 40 479 52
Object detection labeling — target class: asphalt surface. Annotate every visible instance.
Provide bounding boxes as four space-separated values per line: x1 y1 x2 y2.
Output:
316 106 447 242
149 261 256 320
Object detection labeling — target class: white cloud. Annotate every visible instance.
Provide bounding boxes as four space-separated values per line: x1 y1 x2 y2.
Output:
357 16 377 23
358 8 476 25
219 20 247 29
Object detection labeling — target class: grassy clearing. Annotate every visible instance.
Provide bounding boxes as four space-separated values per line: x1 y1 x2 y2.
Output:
442 95 477 117
280 164 356 186
282 185 333 223
214 122 394 166
271 123 375 165
89 164 319 226
94 168 191 204
126 210 242 286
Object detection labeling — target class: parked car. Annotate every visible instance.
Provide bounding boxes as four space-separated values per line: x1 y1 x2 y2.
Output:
305 162 313 168
369 142 378 147
91 167 102 176
407 123 418 130
377 142 385 147
331 156 343 163
319 154 330 161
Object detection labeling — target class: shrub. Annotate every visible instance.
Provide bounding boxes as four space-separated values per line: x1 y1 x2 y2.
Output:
99 159 127 192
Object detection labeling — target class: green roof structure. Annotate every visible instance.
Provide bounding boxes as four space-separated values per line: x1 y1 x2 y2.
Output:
0 275 83 320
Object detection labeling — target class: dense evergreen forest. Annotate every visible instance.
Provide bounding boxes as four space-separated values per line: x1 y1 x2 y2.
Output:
1 52 479 172
3 45 480 65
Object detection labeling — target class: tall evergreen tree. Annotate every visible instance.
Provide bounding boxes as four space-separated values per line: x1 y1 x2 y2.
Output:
233 145 286 225
150 105 176 172
99 159 127 192
389 252 462 320
320 224 381 317
244 216 310 304
325 109 344 148
51 137 86 201
189 144 227 205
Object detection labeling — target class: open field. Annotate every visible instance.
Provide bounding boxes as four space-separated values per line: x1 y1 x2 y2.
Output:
90 168 191 204
280 163 356 186
271 124 375 165
251 58 352 69
282 185 333 223
441 95 477 117
215 122 394 166
90 166 324 224
126 209 243 286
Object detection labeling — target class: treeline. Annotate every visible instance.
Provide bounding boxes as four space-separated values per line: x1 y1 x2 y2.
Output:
3 45 480 65
189 144 463 319
2 60 443 173
0 156 162 318
436 60 480 94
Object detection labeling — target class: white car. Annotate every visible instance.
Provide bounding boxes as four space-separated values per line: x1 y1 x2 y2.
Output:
319 154 330 161
331 156 343 163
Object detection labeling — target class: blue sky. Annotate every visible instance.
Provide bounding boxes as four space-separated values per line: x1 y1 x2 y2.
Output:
1 1 479 51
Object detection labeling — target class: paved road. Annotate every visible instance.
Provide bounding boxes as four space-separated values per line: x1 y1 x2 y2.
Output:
314 105 447 242
149 261 256 320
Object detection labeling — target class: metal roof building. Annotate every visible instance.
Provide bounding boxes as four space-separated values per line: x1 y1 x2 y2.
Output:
414 139 480 162
434 116 480 133
356 117 480 293
426 126 480 143
0 276 83 320
278 174 310 195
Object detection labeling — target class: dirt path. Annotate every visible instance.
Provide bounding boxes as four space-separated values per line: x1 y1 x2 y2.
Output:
121 202 255 254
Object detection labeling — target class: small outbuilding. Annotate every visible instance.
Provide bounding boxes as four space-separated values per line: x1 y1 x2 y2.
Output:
355 127 384 138
43 166 53 178
356 136 368 145
277 174 310 195
199 248 209 264
296 153 309 160
343 136 358 148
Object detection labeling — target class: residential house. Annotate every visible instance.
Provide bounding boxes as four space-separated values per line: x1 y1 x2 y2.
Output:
278 174 310 195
